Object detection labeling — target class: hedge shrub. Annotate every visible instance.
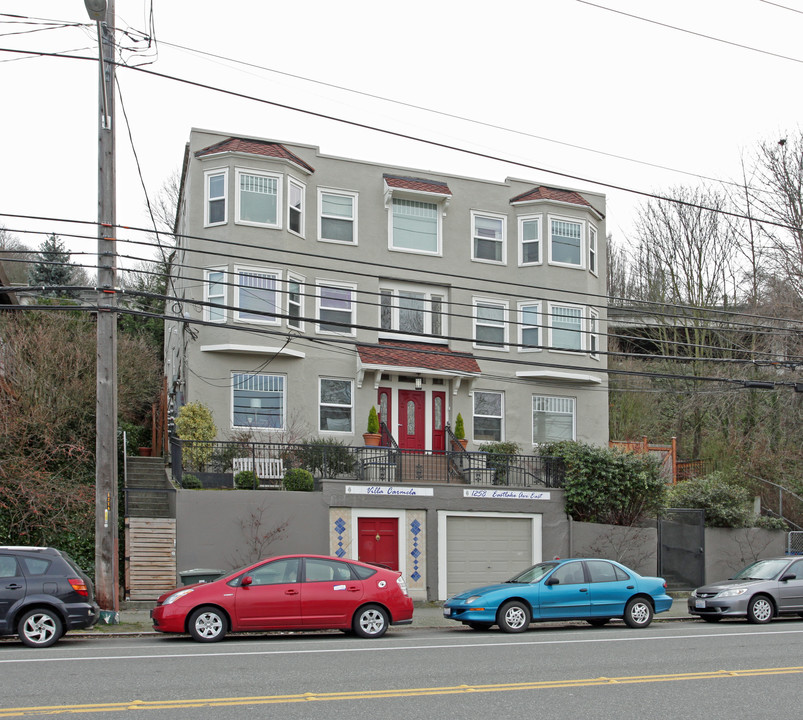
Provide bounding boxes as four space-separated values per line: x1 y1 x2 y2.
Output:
283 468 314 492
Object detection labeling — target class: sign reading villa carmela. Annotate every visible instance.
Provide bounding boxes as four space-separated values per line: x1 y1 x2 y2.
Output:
463 489 551 500
345 485 434 497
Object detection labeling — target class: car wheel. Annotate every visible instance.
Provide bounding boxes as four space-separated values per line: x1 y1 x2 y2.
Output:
587 618 610 627
188 607 227 642
18 608 63 648
701 615 722 623
623 598 653 628
747 595 774 624
352 604 389 638
497 601 531 633
466 622 493 631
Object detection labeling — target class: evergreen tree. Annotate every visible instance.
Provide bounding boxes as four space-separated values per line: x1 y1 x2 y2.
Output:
28 234 80 297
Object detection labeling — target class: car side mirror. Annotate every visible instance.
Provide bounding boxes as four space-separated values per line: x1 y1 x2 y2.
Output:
545 577 560 586
780 574 796 582
241 575 253 587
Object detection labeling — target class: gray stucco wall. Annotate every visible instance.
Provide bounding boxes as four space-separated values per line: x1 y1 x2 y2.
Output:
703 527 786 583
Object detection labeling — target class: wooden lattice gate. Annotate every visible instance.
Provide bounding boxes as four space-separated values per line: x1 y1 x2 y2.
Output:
124 517 177 601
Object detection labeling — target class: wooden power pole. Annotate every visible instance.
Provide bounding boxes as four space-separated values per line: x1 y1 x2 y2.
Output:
86 0 118 615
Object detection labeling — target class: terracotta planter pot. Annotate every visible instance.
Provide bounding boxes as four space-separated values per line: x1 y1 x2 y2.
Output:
363 433 381 446
138 447 152 457
457 439 468 450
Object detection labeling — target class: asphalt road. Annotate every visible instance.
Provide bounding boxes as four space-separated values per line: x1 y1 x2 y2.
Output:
1 619 802 718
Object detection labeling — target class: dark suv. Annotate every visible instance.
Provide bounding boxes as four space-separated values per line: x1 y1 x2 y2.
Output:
0 546 100 647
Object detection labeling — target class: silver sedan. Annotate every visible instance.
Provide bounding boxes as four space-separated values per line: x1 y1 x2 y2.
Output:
688 556 803 624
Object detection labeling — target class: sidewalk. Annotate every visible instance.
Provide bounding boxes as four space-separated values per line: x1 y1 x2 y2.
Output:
84 593 692 635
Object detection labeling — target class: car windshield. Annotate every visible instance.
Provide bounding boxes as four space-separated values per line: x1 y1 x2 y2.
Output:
507 562 560 584
732 559 790 581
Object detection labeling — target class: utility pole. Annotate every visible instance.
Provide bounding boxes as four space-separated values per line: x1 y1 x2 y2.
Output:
85 0 118 615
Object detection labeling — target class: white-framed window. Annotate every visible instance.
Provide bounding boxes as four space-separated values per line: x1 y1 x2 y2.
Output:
589 308 599 359
235 268 280 324
319 377 353 433
288 178 305 237
379 282 446 339
518 301 542 352
316 281 355 335
233 372 285 430
532 395 575 444
390 198 440 254
319 189 357 244
549 216 584 267
519 215 542 265
203 267 226 323
287 273 305 331
473 390 503 442
549 303 584 352
589 224 598 275
474 298 508 349
204 168 227 227
471 211 506 264
235 168 281 228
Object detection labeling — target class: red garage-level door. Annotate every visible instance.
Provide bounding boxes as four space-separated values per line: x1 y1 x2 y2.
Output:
358 518 399 571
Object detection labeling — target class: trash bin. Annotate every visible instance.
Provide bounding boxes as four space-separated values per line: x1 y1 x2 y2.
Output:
179 568 223 585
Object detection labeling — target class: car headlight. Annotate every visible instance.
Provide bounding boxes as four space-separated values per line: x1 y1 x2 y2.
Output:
465 595 483 605
690 589 698 598
163 588 194 605
716 588 748 598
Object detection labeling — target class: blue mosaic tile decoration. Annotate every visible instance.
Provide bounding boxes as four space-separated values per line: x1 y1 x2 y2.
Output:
334 517 347 558
410 518 421 582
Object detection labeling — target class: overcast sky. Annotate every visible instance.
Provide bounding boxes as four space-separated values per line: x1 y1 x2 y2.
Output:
2 0 802 273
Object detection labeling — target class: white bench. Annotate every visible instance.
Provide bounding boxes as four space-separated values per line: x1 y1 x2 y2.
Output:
232 457 285 486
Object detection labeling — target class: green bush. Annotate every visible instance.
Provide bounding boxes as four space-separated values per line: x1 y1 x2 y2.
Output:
366 406 380 434
283 468 314 492
234 470 257 490
477 441 521 484
182 473 202 489
454 413 465 440
666 472 755 528
542 440 665 526
293 438 355 477
175 402 217 471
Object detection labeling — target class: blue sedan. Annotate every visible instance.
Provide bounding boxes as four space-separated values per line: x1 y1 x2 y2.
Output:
443 558 673 632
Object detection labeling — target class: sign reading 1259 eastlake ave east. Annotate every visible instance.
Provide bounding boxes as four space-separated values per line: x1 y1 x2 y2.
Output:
463 489 551 500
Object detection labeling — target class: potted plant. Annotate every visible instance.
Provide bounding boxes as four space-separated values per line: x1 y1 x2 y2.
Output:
454 413 467 449
363 406 381 446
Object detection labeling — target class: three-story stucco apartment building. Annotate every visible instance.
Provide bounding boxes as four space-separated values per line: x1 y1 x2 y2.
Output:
165 128 608 452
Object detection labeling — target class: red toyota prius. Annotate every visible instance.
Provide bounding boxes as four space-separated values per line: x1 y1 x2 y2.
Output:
151 554 414 641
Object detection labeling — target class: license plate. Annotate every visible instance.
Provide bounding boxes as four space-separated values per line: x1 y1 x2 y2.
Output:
695 599 706 609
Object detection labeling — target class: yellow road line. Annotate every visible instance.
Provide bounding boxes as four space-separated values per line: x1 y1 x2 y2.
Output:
2 666 802 716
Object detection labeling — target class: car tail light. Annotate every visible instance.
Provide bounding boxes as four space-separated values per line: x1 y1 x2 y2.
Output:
396 574 409 596
69 578 89 597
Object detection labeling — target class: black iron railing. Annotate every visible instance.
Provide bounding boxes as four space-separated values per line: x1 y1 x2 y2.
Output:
168 436 565 490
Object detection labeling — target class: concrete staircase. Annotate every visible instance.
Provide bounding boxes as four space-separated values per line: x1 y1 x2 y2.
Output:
125 456 173 518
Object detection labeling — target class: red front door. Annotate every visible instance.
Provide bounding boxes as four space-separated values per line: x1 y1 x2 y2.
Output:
358 518 399 571
398 389 425 451
432 391 445 453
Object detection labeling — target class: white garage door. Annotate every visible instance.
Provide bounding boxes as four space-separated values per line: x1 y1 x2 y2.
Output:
445 515 536 598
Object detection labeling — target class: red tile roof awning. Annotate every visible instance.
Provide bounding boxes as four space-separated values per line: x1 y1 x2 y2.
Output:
357 340 480 374
383 174 452 196
510 186 603 217
195 138 315 173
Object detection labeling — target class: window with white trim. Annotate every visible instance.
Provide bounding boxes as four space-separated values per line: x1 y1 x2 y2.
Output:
473 391 503 442
236 268 280 324
549 216 583 267
589 224 598 275
589 309 599 359
204 268 226 323
391 198 439 254
288 178 305 236
550 303 583 352
236 169 281 227
518 301 542 351
379 283 446 339
317 282 355 335
233 373 285 429
319 189 357 244
472 211 506 263
287 274 304 331
519 215 541 265
205 169 227 226
532 395 575 443
319 378 353 433
474 299 508 349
